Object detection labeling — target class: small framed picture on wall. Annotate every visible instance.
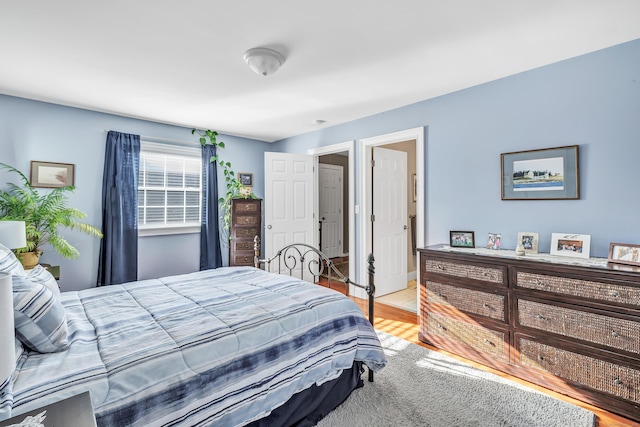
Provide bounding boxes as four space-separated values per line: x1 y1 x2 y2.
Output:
238 172 253 186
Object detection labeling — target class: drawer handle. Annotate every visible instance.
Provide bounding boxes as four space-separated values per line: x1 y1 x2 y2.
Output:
482 272 489 277
609 290 620 298
536 314 545 320
437 264 446 271
437 323 447 331
483 338 495 347
614 378 623 386
437 292 448 300
535 279 544 287
538 355 545 361
483 303 490 308
611 330 620 338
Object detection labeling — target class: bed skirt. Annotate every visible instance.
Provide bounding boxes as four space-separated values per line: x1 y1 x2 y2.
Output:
247 361 364 427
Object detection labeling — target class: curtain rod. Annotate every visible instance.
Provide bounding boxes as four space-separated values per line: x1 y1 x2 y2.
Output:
104 129 198 146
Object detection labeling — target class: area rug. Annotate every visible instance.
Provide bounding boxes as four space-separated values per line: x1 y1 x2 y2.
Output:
318 331 595 427
320 261 350 281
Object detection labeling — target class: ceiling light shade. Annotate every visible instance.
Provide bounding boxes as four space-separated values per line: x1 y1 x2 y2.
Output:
244 47 285 76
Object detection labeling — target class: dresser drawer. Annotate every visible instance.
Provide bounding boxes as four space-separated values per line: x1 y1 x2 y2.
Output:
518 299 640 355
231 253 254 266
233 227 260 239
424 281 506 321
516 271 640 307
232 240 255 252
424 259 505 286
519 338 640 404
423 312 507 360
233 201 260 213
233 214 260 226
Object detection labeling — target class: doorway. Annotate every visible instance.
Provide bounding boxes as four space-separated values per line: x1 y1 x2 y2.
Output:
308 141 356 294
359 127 425 311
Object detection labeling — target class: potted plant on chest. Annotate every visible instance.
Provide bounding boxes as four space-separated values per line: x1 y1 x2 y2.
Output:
0 163 103 268
193 130 259 243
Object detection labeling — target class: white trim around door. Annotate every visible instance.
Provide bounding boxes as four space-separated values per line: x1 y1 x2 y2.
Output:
307 141 356 294
359 127 425 302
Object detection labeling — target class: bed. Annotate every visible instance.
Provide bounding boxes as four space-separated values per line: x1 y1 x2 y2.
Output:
0 242 386 426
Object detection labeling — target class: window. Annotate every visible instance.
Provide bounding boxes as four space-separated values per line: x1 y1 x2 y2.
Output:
138 141 202 235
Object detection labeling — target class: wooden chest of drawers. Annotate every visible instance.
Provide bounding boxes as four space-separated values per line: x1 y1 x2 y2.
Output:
229 199 262 266
418 245 640 422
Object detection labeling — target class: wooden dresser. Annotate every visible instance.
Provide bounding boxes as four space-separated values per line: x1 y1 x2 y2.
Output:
229 198 262 266
418 245 640 422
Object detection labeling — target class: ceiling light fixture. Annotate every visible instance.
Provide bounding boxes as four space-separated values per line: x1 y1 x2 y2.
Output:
244 47 285 77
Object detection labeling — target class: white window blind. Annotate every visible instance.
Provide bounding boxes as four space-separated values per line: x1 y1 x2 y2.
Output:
138 141 202 234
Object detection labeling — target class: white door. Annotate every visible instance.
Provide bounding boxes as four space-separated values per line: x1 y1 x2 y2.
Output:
264 152 316 273
319 164 343 258
373 147 407 296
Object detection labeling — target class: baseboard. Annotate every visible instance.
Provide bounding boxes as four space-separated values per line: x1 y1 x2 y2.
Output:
408 270 417 281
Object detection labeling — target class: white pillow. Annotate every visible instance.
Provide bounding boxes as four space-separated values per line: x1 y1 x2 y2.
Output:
0 243 25 276
26 264 60 299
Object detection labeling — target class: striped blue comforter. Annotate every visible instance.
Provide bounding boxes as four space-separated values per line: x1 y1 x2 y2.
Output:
6 267 387 426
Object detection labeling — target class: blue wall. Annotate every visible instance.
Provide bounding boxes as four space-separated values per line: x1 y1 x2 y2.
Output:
0 96 269 290
2 38 639 289
273 38 640 260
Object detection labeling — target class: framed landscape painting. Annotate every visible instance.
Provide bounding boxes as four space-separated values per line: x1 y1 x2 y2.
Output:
501 145 579 200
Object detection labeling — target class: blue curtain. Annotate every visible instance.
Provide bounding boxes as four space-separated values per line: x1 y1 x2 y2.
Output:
97 131 140 286
200 144 223 270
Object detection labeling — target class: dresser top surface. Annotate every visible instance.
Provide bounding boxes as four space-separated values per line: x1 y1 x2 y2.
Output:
419 244 640 274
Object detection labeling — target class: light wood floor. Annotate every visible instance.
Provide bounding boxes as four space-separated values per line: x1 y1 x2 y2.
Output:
349 296 640 427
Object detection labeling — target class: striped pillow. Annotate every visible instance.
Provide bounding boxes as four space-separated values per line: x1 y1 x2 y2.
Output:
26 264 60 299
12 275 68 353
0 244 25 276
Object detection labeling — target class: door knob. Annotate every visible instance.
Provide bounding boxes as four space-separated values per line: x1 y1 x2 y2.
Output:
403 225 408 230
267 225 272 229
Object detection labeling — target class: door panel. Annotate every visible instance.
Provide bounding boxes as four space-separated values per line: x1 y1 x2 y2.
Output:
264 152 315 274
319 164 343 258
373 147 407 296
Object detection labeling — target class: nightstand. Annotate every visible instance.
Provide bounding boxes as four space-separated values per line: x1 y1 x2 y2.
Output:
39 263 60 280
0 391 96 427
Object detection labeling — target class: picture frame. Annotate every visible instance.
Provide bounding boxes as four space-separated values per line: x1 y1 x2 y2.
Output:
608 243 640 267
449 231 475 248
238 172 253 187
517 232 539 254
550 233 591 259
501 145 579 200
486 233 501 250
30 161 75 188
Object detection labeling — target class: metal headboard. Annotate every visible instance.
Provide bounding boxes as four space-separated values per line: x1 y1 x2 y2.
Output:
253 236 376 382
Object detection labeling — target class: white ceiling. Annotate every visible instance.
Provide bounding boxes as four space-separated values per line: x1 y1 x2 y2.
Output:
2 1 639 142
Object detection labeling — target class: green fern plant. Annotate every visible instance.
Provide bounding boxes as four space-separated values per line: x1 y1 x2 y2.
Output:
192 129 258 240
0 163 103 259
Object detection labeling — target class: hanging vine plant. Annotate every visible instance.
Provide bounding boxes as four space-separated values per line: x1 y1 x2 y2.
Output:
192 129 257 241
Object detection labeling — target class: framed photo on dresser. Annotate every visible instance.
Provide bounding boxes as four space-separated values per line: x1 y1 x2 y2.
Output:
608 243 640 267
449 231 475 248
550 233 590 259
